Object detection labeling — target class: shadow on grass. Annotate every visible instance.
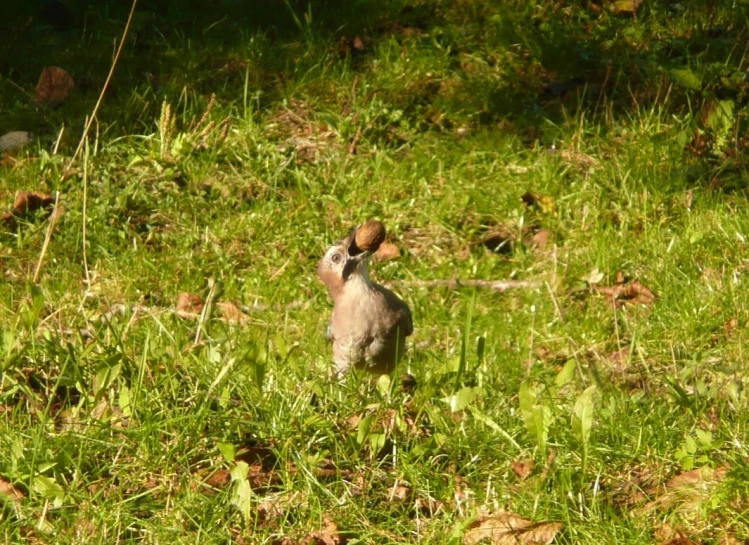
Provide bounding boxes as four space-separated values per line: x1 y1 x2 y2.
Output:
1 0 749 186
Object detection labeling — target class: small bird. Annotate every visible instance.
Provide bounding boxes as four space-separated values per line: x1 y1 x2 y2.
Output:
319 221 413 376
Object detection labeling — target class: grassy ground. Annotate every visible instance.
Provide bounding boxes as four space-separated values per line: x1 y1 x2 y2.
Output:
2 0 749 543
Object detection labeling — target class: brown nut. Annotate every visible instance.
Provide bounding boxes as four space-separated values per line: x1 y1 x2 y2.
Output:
353 220 386 252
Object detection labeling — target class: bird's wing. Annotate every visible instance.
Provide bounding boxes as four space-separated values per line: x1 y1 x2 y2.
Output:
377 285 414 337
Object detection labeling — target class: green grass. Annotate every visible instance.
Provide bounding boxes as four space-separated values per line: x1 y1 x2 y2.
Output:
3 0 749 543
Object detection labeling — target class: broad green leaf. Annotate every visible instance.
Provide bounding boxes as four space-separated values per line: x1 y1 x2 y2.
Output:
274 331 289 358
519 381 550 452
231 479 254 517
94 363 121 396
572 385 596 449
2 329 19 371
671 68 702 90
119 385 132 417
33 475 64 500
369 432 386 454
218 442 236 462
357 414 375 445
230 461 250 481
443 386 481 412
695 429 712 446
376 374 392 398
706 100 735 131
554 359 577 388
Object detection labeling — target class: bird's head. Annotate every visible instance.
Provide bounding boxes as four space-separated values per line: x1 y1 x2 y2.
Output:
318 229 372 299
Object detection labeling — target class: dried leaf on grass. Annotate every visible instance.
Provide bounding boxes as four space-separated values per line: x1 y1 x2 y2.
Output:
269 100 339 163
530 229 551 250
463 510 563 545
0 477 24 503
591 273 656 308
645 465 728 511
374 242 401 261
200 468 231 491
658 537 700 545
258 491 308 521
301 515 345 545
175 293 250 324
389 483 412 503
614 464 728 520
402 222 465 258
2 191 57 228
217 301 250 325
176 292 203 318
511 458 535 481
33 66 75 107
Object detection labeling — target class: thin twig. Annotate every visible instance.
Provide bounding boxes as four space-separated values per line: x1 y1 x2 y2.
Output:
194 279 221 345
32 192 61 283
63 0 138 179
82 137 91 290
348 125 362 155
33 0 138 283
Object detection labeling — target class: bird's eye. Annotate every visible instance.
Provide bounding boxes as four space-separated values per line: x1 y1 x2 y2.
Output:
331 253 342 264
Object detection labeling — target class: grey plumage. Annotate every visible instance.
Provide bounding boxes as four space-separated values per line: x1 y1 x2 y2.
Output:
319 230 413 376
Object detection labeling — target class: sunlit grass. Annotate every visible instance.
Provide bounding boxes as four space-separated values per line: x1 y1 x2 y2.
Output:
2 1 749 543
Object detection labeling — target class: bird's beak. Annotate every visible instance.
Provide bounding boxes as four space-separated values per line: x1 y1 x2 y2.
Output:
345 228 361 256
342 249 371 280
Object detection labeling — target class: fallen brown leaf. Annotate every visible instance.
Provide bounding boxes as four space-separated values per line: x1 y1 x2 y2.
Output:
641 465 728 516
351 35 365 52
530 229 551 250
33 66 75 107
202 469 231 491
3 191 55 228
659 538 701 545
593 274 656 308
258 491 308 522
0 477 24 503
302 514 343 545
374 242 401 261
11 191 54 216
665 465 727 490
235 444 277 470
217 301 250 325
389 483 411 503
464 510 563 545
511 458 535 481
176 292 203 317
608 347 630 366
